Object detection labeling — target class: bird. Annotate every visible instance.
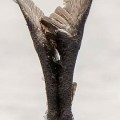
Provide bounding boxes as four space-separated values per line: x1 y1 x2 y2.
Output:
14 1 92 119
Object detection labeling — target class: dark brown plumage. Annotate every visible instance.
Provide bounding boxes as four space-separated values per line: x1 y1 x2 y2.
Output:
15 1 93 120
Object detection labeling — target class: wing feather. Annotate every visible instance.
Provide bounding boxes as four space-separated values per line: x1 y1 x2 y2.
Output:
15 0 44 28
63 0 92 26
50 13 69 26
55 6 74 25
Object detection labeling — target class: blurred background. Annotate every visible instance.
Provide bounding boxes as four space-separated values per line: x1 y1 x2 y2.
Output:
0 0 120 120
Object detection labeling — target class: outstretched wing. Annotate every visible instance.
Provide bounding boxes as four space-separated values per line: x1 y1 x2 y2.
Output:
15 0 44 29
41 0 92 36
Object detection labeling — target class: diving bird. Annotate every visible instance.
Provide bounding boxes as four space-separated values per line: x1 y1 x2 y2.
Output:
14 0 92 119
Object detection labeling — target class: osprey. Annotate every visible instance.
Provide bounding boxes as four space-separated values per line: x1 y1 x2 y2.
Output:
14 0 92 120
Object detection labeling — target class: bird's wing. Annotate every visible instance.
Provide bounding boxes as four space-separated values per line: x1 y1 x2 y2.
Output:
63 0 92 26
15 0 44 29
41 0 92 36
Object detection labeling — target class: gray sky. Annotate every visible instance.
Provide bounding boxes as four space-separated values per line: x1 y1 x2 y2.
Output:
0 0 120 120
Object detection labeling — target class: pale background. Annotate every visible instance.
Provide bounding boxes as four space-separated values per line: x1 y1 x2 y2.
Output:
0 0 120 120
